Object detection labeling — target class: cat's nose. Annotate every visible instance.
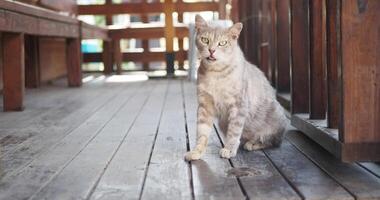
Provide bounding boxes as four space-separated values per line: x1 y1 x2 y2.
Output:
208 49 215 54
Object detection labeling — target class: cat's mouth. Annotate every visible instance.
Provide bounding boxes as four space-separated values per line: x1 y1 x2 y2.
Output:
206 56 217 61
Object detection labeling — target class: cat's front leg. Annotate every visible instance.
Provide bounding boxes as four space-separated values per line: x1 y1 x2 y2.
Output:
185 94 215 161
220 106 246 159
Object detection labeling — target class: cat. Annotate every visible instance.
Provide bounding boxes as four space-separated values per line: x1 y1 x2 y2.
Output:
185 15 287 161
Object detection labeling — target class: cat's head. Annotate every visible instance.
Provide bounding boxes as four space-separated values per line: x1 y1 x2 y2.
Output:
195 15 243 66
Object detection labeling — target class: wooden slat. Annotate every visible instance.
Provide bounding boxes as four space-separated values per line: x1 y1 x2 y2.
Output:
89 81 168 200
265 139 353 200
275 0 291 92
30 83 154 200
2 32 25 111
66 38 82 87
340 1 380 145
0 82 143 200
325 0 341 129
309 0 326 119
183 82 245 200
290 0 310 114
286 130 380 199
140 81 192 199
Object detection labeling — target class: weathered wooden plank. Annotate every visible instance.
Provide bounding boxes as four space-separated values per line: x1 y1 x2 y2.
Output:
290 0 310 114
215 127 301 199
80 22 108 40
66 38 82 87
140 81 192 199
264 138 354 200
183 82 245 200
358 162 380 179
89 81 168 200
29 82 154 200
0 81 146 200
286 130 380 199
2 32 25 111
309 0 326 119
0 78 130 178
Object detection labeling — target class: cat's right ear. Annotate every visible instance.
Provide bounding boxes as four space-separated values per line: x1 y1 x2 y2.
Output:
195 14 207 32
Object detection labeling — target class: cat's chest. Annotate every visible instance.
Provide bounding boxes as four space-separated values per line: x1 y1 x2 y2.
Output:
203 78 238 108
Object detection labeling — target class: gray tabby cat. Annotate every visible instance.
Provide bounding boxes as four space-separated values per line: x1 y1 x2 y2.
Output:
185 15 287 161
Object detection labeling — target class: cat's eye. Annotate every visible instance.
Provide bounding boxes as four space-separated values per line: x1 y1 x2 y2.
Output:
218 40 228 46
201 37 209 44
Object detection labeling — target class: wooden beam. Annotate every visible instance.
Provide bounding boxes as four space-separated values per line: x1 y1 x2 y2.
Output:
164 0 175 75
2 33 25 111
113 39 122 74
66 38 82 87
309 0 326 119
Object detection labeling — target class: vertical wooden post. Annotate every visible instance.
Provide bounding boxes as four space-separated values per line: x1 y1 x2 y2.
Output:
218 0 227 20
230 0 239 23
114 39 122 75
309 0 326 119
326 0 341 129
66 38 82 87
103 0 113 74
340 0 380 146
276 0 291 93
164 0 175 76
290 0 310 114
25 35 40 88
141 0 150 71
177 0 185 70
2 33 25 111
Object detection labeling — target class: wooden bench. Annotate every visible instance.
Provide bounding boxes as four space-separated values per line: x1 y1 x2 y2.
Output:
0 0 111 112
0 0 81 111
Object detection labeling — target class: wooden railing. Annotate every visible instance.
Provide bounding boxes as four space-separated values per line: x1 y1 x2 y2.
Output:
237 0 380 162
78 0 227 75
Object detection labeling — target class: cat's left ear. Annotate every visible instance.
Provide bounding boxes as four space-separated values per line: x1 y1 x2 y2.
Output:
229 23 243 40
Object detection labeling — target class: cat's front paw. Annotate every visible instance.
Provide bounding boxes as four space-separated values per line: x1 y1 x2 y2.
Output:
185 150 202 161
219 148 235 159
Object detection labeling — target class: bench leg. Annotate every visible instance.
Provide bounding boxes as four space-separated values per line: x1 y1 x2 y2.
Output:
102 40 113 74
66 38 82 87
2 33 25 111
25 35 40 88
113 39 122 75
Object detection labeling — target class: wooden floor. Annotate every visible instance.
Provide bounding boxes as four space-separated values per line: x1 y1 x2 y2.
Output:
0 76 380 200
